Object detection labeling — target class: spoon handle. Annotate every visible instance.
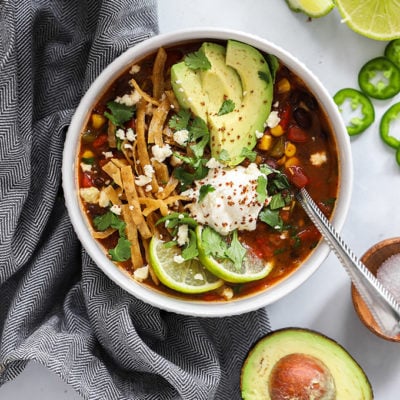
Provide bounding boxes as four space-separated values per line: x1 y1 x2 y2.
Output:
296 187 400 337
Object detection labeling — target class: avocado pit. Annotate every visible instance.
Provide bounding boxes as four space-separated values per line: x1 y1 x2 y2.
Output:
268 353 335 400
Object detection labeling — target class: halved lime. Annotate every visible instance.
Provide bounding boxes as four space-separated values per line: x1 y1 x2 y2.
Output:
196 226 274 283
335 0 400 41
285 0 334 18
149 236 224 294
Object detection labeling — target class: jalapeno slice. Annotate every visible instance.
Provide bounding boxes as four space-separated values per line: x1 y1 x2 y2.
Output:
385 39 400 69
333 88 375 136
358 57 400 100
379 102 400 149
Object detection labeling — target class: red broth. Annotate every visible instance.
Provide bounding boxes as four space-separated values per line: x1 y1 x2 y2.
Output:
77 40 338 301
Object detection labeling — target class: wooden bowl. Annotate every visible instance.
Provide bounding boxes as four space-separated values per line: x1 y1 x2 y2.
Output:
351 237 400 342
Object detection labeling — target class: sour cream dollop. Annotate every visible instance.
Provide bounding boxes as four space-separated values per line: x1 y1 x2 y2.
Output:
184 163 267 236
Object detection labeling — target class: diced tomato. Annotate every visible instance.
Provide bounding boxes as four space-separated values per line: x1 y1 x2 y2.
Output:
286 165 309 188
92 134 108 148
81 173 93 188
126 118 136 130
287 125 308 142
296 226 321 242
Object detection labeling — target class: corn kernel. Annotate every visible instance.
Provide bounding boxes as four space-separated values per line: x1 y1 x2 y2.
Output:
285 142 296 157
91 113 106 129
285 156 300 168
277 78 291 94
270 125 284 137
277 155 287 166
82 149 94 159
257 133 273 151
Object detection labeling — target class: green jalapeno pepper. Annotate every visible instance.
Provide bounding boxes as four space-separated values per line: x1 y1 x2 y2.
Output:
333 88 375 135
358 57 400 100
379 102 400 150
385 39 400 69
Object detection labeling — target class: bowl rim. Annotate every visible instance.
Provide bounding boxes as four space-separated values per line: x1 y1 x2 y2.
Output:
62 27 353 317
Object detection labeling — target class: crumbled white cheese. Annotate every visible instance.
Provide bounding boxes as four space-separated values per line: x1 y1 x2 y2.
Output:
133 265 149 282
151 144 173 163
266 111 281 128
173 255 185 264
255 130 264 139
177 224 189 246
110 204 122 215
188 163 267 235
124 143 133 150
310 151 327 166
102 151 113 159
175 79 182 85
126 128 136 142
206 157 224 169
115 91 141 106
116 128 126 140
135 175 152 186
220 287 234 300
143 164 155 178
145 184 153 192
80 162 92 173
173 129 189 146
79 187 100 204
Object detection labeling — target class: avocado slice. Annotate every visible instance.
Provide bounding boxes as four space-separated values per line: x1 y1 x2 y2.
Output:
241 328 373 400
170 40 273 166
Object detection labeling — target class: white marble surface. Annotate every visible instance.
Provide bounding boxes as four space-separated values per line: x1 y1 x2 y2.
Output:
2 1 400 398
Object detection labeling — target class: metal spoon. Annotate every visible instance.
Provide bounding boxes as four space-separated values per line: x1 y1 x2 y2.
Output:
296 187 400 338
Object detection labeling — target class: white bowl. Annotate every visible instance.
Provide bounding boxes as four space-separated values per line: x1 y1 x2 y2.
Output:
62 28 353 317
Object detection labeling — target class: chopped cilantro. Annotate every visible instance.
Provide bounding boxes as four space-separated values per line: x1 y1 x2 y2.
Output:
256 175 268 204
109 237 131 262
201 227 228 259
93 211 126 237
184 50 211 70
258 70 270 84
240 147 257 162
225 230 246 272
189 117 210 158
169 108 191 130
264 54 279 83
218 99 235 116
259 208 284 231
104 101 135 127
269 193 286 210
181 230 199 260
218 149 231 162
199 184 215 203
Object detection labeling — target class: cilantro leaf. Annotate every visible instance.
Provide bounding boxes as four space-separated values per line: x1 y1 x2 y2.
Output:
259 208 283 231
201 227 228 259
93 211 126 237
104 101 135 127
264 54 279 83
218 99 235 116
240 147 257 162
225 230 246 272
109 237 131 262
270 193 285 210
218 149 231 162
184 50 211 70
169 108 191 130
181 230 199 260
256 175 268 204
199 184 215 203
189 117 210 158
258 70 271 84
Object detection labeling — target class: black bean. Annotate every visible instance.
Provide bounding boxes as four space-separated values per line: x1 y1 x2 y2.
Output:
293 107 312 129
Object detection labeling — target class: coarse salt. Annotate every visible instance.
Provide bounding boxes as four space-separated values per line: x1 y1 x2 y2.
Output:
377 253 400 302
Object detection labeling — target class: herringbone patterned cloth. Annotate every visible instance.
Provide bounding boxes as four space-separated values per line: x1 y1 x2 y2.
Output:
0 0 271 399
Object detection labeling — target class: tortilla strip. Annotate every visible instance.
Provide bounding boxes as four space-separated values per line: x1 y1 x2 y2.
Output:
130 78 160 106
121 204 144 270
92 228 116 239
107 120 117 148
157 176 179 200
120 165 152 239
152 47 167 100
148 96 170 146
164 89 180 111
102 185 121 205
102 161 122 187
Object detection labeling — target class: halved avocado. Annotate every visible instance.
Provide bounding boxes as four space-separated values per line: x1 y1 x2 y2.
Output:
241 328 373 400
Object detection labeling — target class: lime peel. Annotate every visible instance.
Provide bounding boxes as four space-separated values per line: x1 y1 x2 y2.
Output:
285 0 335 18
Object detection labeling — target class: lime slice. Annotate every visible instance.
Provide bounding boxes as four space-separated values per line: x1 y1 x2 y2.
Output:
285 0 334 17
335 0 400 41
149 236 224 294
196 226 274 283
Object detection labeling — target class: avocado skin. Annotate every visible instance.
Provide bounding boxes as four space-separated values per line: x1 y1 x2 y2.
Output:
170 40 273 166
240 327 373 400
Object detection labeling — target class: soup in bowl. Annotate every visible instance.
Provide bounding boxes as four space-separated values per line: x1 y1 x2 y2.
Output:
62 28 352 316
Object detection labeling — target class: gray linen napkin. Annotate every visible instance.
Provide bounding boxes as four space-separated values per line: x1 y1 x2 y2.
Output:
0 0 271 398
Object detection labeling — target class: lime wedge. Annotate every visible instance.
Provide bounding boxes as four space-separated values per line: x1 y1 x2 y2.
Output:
285 0 334 17
335 0 400 41
196 226 274 283
149 236 224 294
